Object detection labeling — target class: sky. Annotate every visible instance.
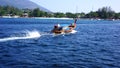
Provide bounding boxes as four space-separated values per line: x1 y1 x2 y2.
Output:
30 0 120 13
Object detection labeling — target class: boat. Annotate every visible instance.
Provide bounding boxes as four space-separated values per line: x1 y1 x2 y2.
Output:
51 19 77 34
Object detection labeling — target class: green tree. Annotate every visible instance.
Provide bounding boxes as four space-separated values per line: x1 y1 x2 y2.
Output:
66 12 75 18
54 12 65 18
114 13 120 19
32 8 40 17
85 11 98 18
97 7 115 19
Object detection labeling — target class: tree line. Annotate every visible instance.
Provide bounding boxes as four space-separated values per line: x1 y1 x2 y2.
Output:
0 6 120 19
85 7 120 19
0 6 22 16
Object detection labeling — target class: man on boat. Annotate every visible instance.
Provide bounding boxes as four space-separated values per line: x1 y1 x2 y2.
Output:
51 24 64 34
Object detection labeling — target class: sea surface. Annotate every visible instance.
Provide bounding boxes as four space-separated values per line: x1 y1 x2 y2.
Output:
0 18 120 68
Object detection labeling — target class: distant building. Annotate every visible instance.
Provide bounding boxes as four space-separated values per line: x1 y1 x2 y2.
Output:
22 13 28 17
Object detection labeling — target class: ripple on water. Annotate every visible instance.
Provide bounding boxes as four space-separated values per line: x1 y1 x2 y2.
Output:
0 19 120 68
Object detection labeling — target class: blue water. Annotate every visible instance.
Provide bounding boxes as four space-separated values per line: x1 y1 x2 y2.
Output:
0 18 120 68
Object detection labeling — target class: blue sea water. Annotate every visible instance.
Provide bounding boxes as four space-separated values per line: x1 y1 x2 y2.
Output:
0 18 120 68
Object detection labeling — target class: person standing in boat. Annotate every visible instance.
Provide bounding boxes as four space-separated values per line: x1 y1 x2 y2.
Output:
69 19 77 29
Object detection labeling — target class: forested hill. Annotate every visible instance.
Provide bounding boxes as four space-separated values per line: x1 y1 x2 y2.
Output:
0 0 51 12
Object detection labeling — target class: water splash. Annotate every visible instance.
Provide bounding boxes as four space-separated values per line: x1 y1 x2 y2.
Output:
0 30 41 42
25 30 41 38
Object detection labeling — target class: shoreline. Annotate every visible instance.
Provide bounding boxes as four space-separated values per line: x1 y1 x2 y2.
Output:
0 17 120 21
0 16 73 20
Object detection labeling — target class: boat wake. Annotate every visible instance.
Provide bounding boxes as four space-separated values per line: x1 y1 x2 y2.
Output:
0 30 77 42
0 30 41 42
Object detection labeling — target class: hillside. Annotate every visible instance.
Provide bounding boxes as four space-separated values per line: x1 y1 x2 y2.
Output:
0 0 51 12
